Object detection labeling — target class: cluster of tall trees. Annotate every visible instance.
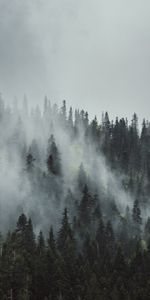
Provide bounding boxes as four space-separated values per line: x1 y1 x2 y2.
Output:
0 202 150 299
0 96 150 298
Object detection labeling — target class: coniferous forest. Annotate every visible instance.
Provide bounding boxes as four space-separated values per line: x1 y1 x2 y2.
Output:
0 96 150 299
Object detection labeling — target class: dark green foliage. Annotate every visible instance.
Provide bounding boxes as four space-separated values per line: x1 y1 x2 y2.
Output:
47 135 61 176
57 208 75 257
78 185 93 228
132 199 142 225
132 199 142 238
16 213 27 232
48 226 56 252
1 209 150 300
2 101 150 299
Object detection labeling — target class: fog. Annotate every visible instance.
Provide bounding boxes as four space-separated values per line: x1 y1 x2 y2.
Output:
0 0 150 122
0 98 134 233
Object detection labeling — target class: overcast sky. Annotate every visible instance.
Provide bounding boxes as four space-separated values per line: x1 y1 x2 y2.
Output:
0 0 150 123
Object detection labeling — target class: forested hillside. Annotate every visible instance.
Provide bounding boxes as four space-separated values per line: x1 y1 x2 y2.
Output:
0 96 150 299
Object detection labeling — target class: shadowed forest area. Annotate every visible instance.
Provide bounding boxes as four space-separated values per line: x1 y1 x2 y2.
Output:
0 97 150 299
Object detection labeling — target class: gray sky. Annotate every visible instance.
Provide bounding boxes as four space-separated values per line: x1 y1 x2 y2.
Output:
0 0 150 123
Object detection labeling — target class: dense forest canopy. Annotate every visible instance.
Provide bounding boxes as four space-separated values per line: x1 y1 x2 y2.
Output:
0 96 150 299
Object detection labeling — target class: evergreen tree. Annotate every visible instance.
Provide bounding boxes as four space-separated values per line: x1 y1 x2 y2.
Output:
16 213 28 232
47 135 61 175
78 185 92 227
61 100 67 120
26 148 35 172
37 231 45 255
105 221 115 257
68 106 73 129
132 199 142 224
96 215 105 258
48 226 56 253
57 208 75 256
77 163 87 191
25 218 36 254
132 199 142 237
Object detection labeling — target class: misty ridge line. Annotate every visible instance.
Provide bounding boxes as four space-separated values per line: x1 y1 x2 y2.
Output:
3 93 146 127
0 94 148 240
1 0 150 125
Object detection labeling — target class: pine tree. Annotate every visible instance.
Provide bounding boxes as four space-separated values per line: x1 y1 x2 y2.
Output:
68 107 73 128
57 208 75 256
37 231 45 255
61 100 67 120
96 216 105 258
132 199 142 237
78 185 92 227
48 226 56 253
90 116 98 141
16 214 28 232
24 218 36 254
78 163 87 191
26 148 35 172
105 221 115 257
47 135 61 175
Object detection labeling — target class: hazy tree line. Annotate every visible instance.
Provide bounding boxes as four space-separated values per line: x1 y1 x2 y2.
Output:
0 96 150 299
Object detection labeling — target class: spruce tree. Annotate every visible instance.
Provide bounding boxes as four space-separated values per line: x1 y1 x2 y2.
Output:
57 208 75 257
47 135 61 175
